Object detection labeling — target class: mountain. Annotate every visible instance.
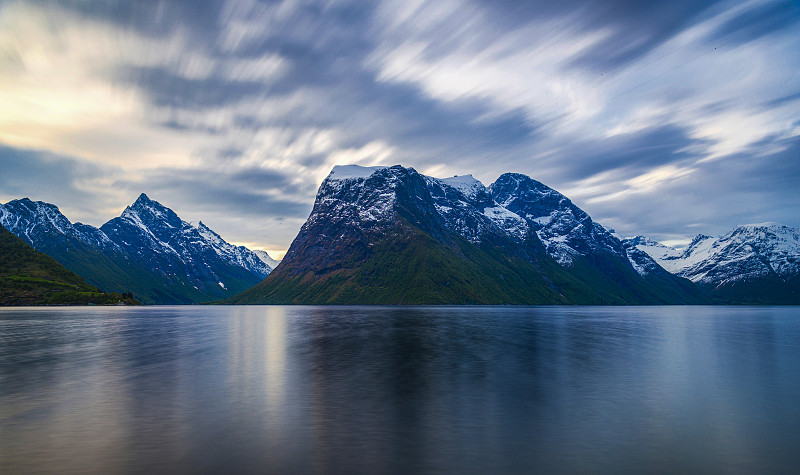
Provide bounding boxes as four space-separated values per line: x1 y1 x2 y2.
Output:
228 165 577 304
229 165 705 305
0 224 138 306
626 224 800 304
100 194 272 303
0 195 276 304
253 250 280 269
489 173 706 304
0 197 162 301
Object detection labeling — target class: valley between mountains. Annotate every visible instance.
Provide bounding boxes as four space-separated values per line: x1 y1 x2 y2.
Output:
2 164 798 305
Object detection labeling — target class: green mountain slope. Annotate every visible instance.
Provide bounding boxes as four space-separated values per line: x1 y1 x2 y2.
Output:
562 255 710 305
227 220 578 305
0 225 138 306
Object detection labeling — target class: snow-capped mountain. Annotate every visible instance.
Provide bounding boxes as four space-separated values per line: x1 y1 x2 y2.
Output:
230 164 704 305
626 224 800 303
253 250 280 269
0 194 276 304
426 173 528 245
486 173 705 303
101 193 272 299
622 235 684 271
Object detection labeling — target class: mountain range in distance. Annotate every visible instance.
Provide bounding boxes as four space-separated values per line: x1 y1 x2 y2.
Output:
625 225 800 304
0 194 278 304
2 164 798 306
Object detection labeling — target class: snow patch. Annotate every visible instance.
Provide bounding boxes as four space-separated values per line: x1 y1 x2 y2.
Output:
359 192 395 222
533 215 553 225
483 206 528 239
328 165 387 180
439 174 485 199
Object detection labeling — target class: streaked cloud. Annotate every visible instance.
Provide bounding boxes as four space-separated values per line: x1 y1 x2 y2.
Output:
0 0 797 251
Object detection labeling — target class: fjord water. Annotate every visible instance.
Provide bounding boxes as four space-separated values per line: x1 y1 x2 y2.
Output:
1 306 799 474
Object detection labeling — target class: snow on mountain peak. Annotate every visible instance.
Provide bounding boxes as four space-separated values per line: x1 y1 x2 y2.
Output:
622 236 685 273
1 194 274 302
328 165 388 180
439 174 485 200
130 193 168 214
104 194 276 291
489 172 626 267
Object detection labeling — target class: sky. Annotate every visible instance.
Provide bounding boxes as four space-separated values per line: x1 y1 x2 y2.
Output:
0 0 798 257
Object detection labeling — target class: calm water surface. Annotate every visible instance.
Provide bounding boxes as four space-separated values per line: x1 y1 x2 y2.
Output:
1 306 799 474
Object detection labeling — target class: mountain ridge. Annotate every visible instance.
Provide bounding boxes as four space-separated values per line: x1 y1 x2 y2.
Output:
0 194 278 304
625 224 800 304
228 164 706 305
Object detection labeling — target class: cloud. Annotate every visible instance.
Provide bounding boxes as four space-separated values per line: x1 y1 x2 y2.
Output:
111 164 316 251
0 144 121 222
708 0 800 46
558 124 708 182
1 0 798 252
114 166 312 218
579 135 800 243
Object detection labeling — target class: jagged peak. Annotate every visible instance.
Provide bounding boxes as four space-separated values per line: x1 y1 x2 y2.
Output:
1 198 69 228
194 221 225 241
116 194 183 235
493 172 543 187
253 249 280 268
130 193 166 210
124 193 173 216
494 172 529 182
491 173 587 226
491 173 562 197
